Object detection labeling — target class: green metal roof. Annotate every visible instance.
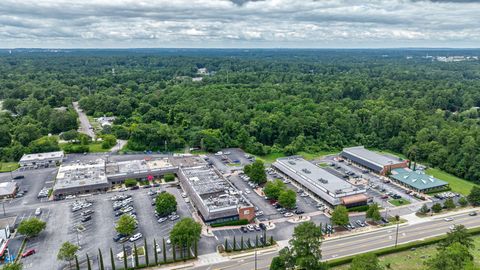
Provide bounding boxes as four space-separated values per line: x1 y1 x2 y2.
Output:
391 168 448 190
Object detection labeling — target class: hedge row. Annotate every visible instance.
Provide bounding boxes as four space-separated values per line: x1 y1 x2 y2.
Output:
326 226 480 267
347 205 369 212
211 219 249 227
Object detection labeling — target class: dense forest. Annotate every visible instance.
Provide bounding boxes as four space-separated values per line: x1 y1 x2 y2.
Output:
1 49 480 183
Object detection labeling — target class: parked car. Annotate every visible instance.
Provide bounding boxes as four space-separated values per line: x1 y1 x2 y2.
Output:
469 211 477 216
240 226 248 233
81 209 94 216
35 208 42 216
444 217 454 222
129 233 143 242
81 215 92 222
21 249 36 258
113 234 127 242
294 210 305 215
283 212 294 217
13 175 25 180
259 223 267 230
170 215 180 221
158 217 168 223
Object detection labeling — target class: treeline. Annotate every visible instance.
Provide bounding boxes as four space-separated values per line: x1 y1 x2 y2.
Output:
0 50 480 183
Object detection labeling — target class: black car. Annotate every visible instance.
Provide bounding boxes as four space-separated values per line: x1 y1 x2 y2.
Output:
81 215 92 222
381 217 389 223
13 175 25 180
259 223 267 230
130 186 139 190
240 226 248 233
113 234 127 242
152 183 161 187
294 210 305 215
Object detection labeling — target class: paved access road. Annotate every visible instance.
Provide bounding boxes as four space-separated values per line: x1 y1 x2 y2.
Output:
73 101 95 139
189 211 480 270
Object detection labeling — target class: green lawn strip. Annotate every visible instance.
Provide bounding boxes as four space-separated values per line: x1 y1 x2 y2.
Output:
388 198 411 207
88 142 110 152
327 228 480 270
0 162 19 172
426 168 478 196
331 234 480 270
253 150 339 164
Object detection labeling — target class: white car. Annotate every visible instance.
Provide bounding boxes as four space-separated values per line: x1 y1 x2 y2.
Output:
444 217 454 222
129 233 143 242
284 212 294 217
449 225 456 230
170 215 180 221
184 198 190 203
35 208 42 216
65 195 76 200
157 217 168 223
245 189 251 194
181 193 187 198
246 225 255 231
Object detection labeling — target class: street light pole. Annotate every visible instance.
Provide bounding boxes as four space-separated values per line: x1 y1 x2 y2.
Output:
394 216 400 247
254 250 257 270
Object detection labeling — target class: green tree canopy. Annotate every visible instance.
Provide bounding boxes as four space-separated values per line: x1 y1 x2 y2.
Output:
244 160 267 185
115 215 137 236
170 218 202 247
155 192 177 217
278 189 297 209
366 203 382 222
57 241 79 269
331 205 349 226
426 242 473 270
432 203 443 213
349 253 383 270
17 218 46 239
263 179 286 200
438 224 474 251
467 186 480 206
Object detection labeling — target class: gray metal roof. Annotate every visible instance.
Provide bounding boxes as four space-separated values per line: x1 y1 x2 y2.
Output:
342 146 403 168
273 157 365 205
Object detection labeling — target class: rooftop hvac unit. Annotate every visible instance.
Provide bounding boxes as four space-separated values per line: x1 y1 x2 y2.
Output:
288 161 296 165
302 169 311 174
318 178 328 184
429 177 435 182
335 189 343 194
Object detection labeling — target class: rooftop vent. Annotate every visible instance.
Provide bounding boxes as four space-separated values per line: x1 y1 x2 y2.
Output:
288 161 296 165
302 168 311 174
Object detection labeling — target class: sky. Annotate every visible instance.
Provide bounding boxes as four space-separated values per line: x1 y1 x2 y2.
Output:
1 0 480 48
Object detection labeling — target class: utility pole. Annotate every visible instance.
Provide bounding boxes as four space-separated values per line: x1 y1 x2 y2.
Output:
394 216 400 247
2 202 5 216
254 249 257 270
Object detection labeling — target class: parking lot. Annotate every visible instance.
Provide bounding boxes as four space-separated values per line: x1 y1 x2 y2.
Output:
320 156 422 207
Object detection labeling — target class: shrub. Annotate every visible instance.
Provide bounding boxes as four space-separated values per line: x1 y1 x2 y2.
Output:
164 173 175 182
347 205 369 212
211 219 249 227
124 179 137 187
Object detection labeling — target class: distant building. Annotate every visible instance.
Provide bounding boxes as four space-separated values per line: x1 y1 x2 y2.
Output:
390 168 449 193
197 67 208 75
177 165 255 224
340 146 408 175
96 116 116 127
192 77 203 82
272 157 368 207
0 182 17 199
19 151 64 168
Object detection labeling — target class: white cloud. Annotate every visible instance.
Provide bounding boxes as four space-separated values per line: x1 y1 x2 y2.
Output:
0 0 479 47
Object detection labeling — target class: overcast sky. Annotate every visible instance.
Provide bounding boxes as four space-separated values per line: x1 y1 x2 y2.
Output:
1 0 479 48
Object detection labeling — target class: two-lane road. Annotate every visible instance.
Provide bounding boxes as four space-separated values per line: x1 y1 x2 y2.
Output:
189 211 480 270
73 101 95 140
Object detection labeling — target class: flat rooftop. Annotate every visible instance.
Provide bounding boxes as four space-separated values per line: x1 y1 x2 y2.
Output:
274 157 364 198
20 151 64 162
0 182 17 196
391 168 448 191
342 146 403 167
181 166 251 212
106 158 174 176
55 159 108 190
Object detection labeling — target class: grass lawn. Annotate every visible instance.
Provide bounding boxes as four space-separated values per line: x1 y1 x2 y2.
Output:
298 150 339 160
253 152 286 163
426 168 478 196
0 162 19 172
332 235 480 270
254 150 339 164
388 198 411 207
88 142 111 152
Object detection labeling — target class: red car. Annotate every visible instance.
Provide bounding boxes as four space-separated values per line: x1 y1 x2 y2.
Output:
21 249 36 258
